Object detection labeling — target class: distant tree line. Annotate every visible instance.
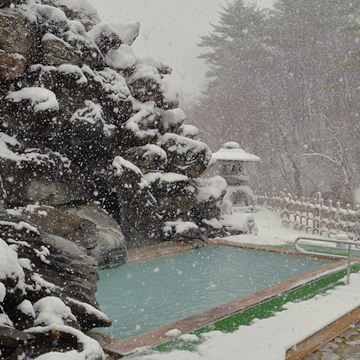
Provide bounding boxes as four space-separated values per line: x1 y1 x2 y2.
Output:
188 0 359 205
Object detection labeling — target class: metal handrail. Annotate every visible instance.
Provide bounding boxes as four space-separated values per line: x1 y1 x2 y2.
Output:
294 236 359 284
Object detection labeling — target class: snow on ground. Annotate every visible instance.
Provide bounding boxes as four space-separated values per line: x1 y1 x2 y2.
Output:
130 207 360 360
222 207 299 246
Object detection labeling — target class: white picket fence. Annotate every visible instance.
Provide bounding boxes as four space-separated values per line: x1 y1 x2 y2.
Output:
256 191 360 241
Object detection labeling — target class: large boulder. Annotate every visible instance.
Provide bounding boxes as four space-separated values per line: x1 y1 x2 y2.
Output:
0 326 35 358
62 20 104 69
120 100 161 148
124 144 168 173
42 0 101 31
0 50 26 81
176 124 199 139
88 21 139 54
157 133 212 177
0 133 85 207
41 33 83 66
82 66 133 126
4 87 59 145
6 202 128 269
145 172 198 220
68 203 127 268
12 205 98 251
104 44 136 76
189 176 227 224
30 3 71 37
159 108 186 134
0 211 110 331
128 64 165 105
29 2 104 69
111 156 164 248
0 8 37 65
57 99 120 163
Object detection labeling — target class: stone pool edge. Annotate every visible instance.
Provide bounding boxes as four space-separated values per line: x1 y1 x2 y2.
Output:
126 241 199 263
126 238 344 264
88 241 353 358
286 306 360 360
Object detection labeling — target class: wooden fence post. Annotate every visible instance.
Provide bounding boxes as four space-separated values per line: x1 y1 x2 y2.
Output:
336 201 341 235
327 200 332 238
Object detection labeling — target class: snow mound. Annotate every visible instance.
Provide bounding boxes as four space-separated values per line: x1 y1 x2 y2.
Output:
88 21 140 46
6 87 59 112
34 297 77 326
195 176 227 202
105 44 136 70
0 238 26 294
164 329 182 338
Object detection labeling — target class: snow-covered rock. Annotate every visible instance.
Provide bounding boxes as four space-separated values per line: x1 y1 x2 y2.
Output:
111 156 164 248
201 217 227 238
0 50 26 81
0 237 26 307
164 219 203 244
0 7 38 64
220 213 258 235
122 100 161 146
158 133 212 177
160 108 186 133
176 124 199 139
104 44 136 75
0 210 110 358
0 326 35 357
68 203 127 268
125 144 168 173
128 64 165 105
188 176 227 237
44 0 101 31
6 87 59 112
33 296 78 327
88 21 140 53
195 176 227 203
145 171 198 219
41 33 83 66
0 0 229 355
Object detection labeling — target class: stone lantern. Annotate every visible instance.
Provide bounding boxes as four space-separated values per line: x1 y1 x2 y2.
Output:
210 142 260 212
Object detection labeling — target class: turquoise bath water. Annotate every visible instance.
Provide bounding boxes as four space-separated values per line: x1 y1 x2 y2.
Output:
95 246 332 339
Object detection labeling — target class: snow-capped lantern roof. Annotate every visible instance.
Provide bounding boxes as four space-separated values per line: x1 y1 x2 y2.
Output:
211 142 260 163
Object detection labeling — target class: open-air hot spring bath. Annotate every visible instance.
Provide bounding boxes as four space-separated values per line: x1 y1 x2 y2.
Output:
95 246 332 339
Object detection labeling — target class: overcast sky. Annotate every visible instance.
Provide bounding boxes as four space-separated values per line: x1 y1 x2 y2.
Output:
88 0 274 97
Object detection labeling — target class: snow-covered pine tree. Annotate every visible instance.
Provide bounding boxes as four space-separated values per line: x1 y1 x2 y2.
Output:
191 0 360 204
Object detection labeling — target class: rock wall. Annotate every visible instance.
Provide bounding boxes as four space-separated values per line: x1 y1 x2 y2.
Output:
0 0 226 249
0 0 228 358
0 210 110 359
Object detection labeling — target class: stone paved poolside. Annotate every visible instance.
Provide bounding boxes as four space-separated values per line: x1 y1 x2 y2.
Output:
304 321 360 360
